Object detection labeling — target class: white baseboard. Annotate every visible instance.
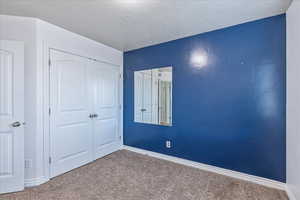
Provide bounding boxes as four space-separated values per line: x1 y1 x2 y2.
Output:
285 185 297 200
23 146 293 199
123 145 286 191
24 177 49 187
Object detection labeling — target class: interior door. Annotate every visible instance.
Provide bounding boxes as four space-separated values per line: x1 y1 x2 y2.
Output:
49 50 93 178
89 60 120 160
142 72 153 123
0 40 24 194
151 71 159 124
134 72 143 123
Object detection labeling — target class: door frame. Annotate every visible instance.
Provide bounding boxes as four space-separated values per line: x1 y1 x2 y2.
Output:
40 42 123 181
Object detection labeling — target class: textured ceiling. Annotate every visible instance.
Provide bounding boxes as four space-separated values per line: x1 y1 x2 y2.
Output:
0 0 292 51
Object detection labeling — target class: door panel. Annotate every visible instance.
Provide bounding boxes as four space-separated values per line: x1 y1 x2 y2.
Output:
0 41 24 194
134 72 143 122
59 63 86 111
142 72 153 123
94 119 117 146
151 71 159 124
50 50 92 178
90 61 120 160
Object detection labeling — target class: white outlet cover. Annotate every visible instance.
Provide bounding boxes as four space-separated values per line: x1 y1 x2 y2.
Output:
24 159 32 168
166 141 171 148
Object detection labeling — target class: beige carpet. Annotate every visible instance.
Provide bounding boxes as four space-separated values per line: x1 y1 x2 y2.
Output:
1 150 288 200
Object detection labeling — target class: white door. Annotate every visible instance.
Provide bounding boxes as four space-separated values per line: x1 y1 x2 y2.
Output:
151 71 159 124
134 72 143 123
49 50 93 178
0 40 24 194
142 72 153 123
89 61 120 160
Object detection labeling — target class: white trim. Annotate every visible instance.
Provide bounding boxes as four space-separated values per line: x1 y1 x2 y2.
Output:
24 177 49 187
285 185 297 200
123 145 286 191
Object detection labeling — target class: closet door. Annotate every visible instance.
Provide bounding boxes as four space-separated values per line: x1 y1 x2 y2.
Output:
89 61 120 160
49 50 93 178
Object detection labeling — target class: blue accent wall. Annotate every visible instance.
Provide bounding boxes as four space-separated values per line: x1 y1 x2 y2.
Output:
123 15 286 182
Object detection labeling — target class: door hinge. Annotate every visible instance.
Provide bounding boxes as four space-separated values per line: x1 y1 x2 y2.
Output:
119 136 122 140
119 105 122 110
49 108 51 115
48 59 51 67
49 157 52 164
119 74 122 79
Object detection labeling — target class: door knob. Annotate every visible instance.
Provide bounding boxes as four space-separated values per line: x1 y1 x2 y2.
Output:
11 121 21 127
93 114 98 118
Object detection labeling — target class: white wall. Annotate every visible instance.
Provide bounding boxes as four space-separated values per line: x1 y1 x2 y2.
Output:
0 15 123 185
287 1 300 199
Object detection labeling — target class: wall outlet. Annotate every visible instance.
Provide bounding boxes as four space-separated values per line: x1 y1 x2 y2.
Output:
166 140 171 148
25 159 32 169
